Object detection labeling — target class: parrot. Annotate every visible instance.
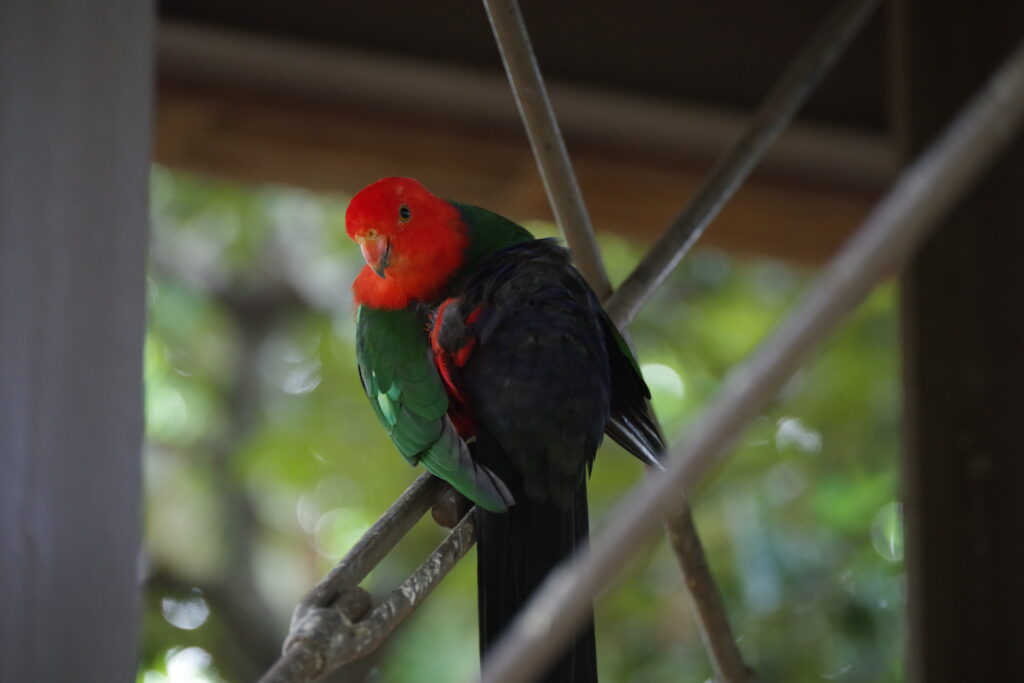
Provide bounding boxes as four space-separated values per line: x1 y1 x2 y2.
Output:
346 177 663 682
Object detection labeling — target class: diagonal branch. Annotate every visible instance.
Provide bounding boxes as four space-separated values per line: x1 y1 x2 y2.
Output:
475 39 1024 683
261 509 477 683
601 4 882 670
481 0 610 299
258 473 452 682
605 0 883 328
301 473 447 608
483 1 755 679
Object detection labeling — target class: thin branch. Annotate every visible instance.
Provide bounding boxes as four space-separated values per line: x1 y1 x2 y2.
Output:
605 0 883 328
664 504 754 683
260 511 477 682
257 473 453 682
481 0 610 298
300 472 448 609
476 39 1024 683
484 0 755 678
483 1 754 679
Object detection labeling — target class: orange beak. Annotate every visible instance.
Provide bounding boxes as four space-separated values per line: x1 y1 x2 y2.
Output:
359 236 391 278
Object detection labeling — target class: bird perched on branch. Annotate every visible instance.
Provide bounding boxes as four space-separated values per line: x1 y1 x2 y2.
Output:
346 177 663 682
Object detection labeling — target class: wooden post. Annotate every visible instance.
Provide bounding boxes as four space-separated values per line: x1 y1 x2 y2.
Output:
894 1 1024 680
0 1 153 681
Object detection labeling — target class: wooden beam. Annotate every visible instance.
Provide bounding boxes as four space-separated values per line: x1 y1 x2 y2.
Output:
895 1 1024 680
155 21 896 263
0 1 152 681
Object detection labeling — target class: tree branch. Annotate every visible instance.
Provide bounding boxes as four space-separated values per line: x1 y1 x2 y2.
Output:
475 39 1024 683
483 1 758 679
260 511 477 682
257 473 464 681
605 0 883 328
299 473 448 610
481 0 610 299
664 504 752 683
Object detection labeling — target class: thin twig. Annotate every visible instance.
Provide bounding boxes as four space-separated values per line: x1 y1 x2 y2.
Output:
663 504 754 682
481 0 610 299
476 39 1024 683
330 513 476 661
483 1 754 679
261 509 478 683
609 3 880 675
257 473 452 682
301 473 447 608
605 0 883 328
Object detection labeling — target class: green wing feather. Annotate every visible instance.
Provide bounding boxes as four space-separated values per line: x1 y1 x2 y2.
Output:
356 305 513 512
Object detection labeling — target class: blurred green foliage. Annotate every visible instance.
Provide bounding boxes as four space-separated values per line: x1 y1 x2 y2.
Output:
141 167 903 683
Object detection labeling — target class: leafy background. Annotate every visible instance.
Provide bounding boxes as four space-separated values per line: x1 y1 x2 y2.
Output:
141 166 903 682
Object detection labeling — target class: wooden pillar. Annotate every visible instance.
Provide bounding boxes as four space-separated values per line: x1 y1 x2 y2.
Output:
0 1 153 681
895 1 1024 680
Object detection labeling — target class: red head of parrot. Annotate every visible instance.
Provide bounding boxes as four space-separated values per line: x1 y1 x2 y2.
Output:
346 177 469 310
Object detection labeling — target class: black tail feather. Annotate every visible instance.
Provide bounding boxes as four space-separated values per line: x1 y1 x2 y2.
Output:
474 432 597 683
606 413 664 470
599 314 666 469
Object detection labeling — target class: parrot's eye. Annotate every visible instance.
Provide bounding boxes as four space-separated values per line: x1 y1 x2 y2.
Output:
398 205 411 222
